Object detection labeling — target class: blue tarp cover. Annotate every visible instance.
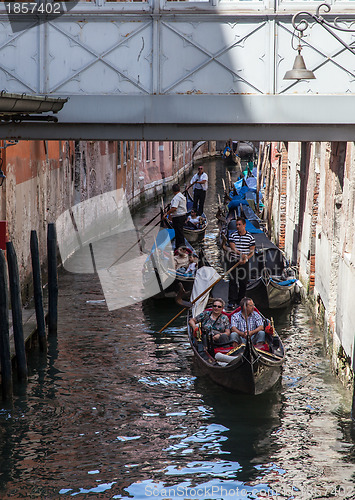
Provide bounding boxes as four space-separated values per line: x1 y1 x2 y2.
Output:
271 278 296 286
228 196 250 210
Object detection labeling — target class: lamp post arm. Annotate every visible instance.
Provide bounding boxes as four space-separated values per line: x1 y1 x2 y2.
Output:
292 3 355 57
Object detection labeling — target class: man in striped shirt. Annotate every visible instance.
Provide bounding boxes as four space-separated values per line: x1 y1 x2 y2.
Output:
227 217 255 309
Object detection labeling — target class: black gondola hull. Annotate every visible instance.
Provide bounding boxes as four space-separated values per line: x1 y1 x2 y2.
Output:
247 278 296 309
183 222 207 244
189 330 284 395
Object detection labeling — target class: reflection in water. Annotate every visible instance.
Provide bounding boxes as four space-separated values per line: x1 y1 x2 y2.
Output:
0 158 355 499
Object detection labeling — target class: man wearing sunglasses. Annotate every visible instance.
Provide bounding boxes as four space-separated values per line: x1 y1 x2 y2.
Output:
190 165 208 216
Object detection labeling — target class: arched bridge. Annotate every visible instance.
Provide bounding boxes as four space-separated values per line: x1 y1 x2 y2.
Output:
1 0 355 140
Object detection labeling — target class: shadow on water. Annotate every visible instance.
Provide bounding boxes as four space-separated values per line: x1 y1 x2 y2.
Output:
193 376 283 483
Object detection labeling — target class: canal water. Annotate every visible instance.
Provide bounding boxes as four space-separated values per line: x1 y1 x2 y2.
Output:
1 157 355 499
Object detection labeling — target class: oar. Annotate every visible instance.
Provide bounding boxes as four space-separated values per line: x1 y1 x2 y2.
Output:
108 180 199 271
158 259 242 333
243 302 251 339
226 170 232 191
254 348 283 360
243 302 255 356
186 179 198 191
222 177 226 194
141 204 168 230
141 183 195 230
107 217 163 270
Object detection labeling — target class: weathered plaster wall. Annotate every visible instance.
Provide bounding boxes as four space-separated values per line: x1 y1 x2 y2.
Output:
118 141 196 206
4 141 76 289
269 140 355 387
2 139 214 298
284 143 300 267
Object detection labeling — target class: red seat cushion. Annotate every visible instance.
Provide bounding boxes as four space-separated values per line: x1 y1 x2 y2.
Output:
214 347 234 355
257 343 270 352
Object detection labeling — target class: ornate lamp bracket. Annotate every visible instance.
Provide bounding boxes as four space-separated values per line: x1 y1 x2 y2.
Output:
292 3 355 56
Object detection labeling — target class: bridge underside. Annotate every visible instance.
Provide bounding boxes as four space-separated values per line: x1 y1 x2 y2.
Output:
1 95 355 141
1 2 355 141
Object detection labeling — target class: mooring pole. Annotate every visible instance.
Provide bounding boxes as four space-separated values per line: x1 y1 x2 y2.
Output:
30 230 47 351
47 223 58 336
6 241 28 382
0 249 13 400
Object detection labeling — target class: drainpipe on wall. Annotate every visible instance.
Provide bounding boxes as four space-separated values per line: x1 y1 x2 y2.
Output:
159 142 166 197
0 140 7 233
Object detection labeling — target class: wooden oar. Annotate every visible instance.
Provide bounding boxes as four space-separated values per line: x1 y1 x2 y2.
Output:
226 170 232 191
140 182 195 231
141 205 168 230
244 302 251 341
108 187 189 270
222 177 226 194
158 259 242 333
107 217 163 270
254 348 283 360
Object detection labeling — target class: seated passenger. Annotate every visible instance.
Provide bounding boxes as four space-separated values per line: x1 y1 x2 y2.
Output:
230 297 266 348
188 298 231 346
174 246 190 271
186 254 198 275
185 210 202 229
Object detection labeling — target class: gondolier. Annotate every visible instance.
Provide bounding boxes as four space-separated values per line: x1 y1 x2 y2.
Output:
166 184 187 249
190 165 208 216
227 217 255 310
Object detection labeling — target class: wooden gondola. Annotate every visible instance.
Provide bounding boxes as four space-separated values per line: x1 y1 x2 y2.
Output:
183 191 207 244
142 228 209 300
222 141 240 166
217 176 298 309
186 267 285 395
220 218 297 309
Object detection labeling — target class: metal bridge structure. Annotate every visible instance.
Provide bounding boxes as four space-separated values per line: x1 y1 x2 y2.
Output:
1 0 355 140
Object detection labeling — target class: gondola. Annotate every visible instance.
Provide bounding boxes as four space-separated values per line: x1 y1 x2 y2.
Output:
186 267 285 395
142 227 209 300
183 190 207 244
217 174 298 309
222 141 240 166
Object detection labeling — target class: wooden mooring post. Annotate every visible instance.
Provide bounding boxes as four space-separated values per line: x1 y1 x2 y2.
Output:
30 230 47 351
6 241 28 382
0 249 13 400
47 223 58 336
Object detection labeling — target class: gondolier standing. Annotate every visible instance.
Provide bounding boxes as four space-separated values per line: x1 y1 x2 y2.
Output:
166 184 187 249
190 165 208 216
227 217 255 310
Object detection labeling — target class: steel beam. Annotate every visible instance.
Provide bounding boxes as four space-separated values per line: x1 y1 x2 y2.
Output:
0 95 354 141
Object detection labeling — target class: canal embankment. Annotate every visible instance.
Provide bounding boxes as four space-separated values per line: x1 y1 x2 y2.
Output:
264 141 355 390
0 141 219 399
